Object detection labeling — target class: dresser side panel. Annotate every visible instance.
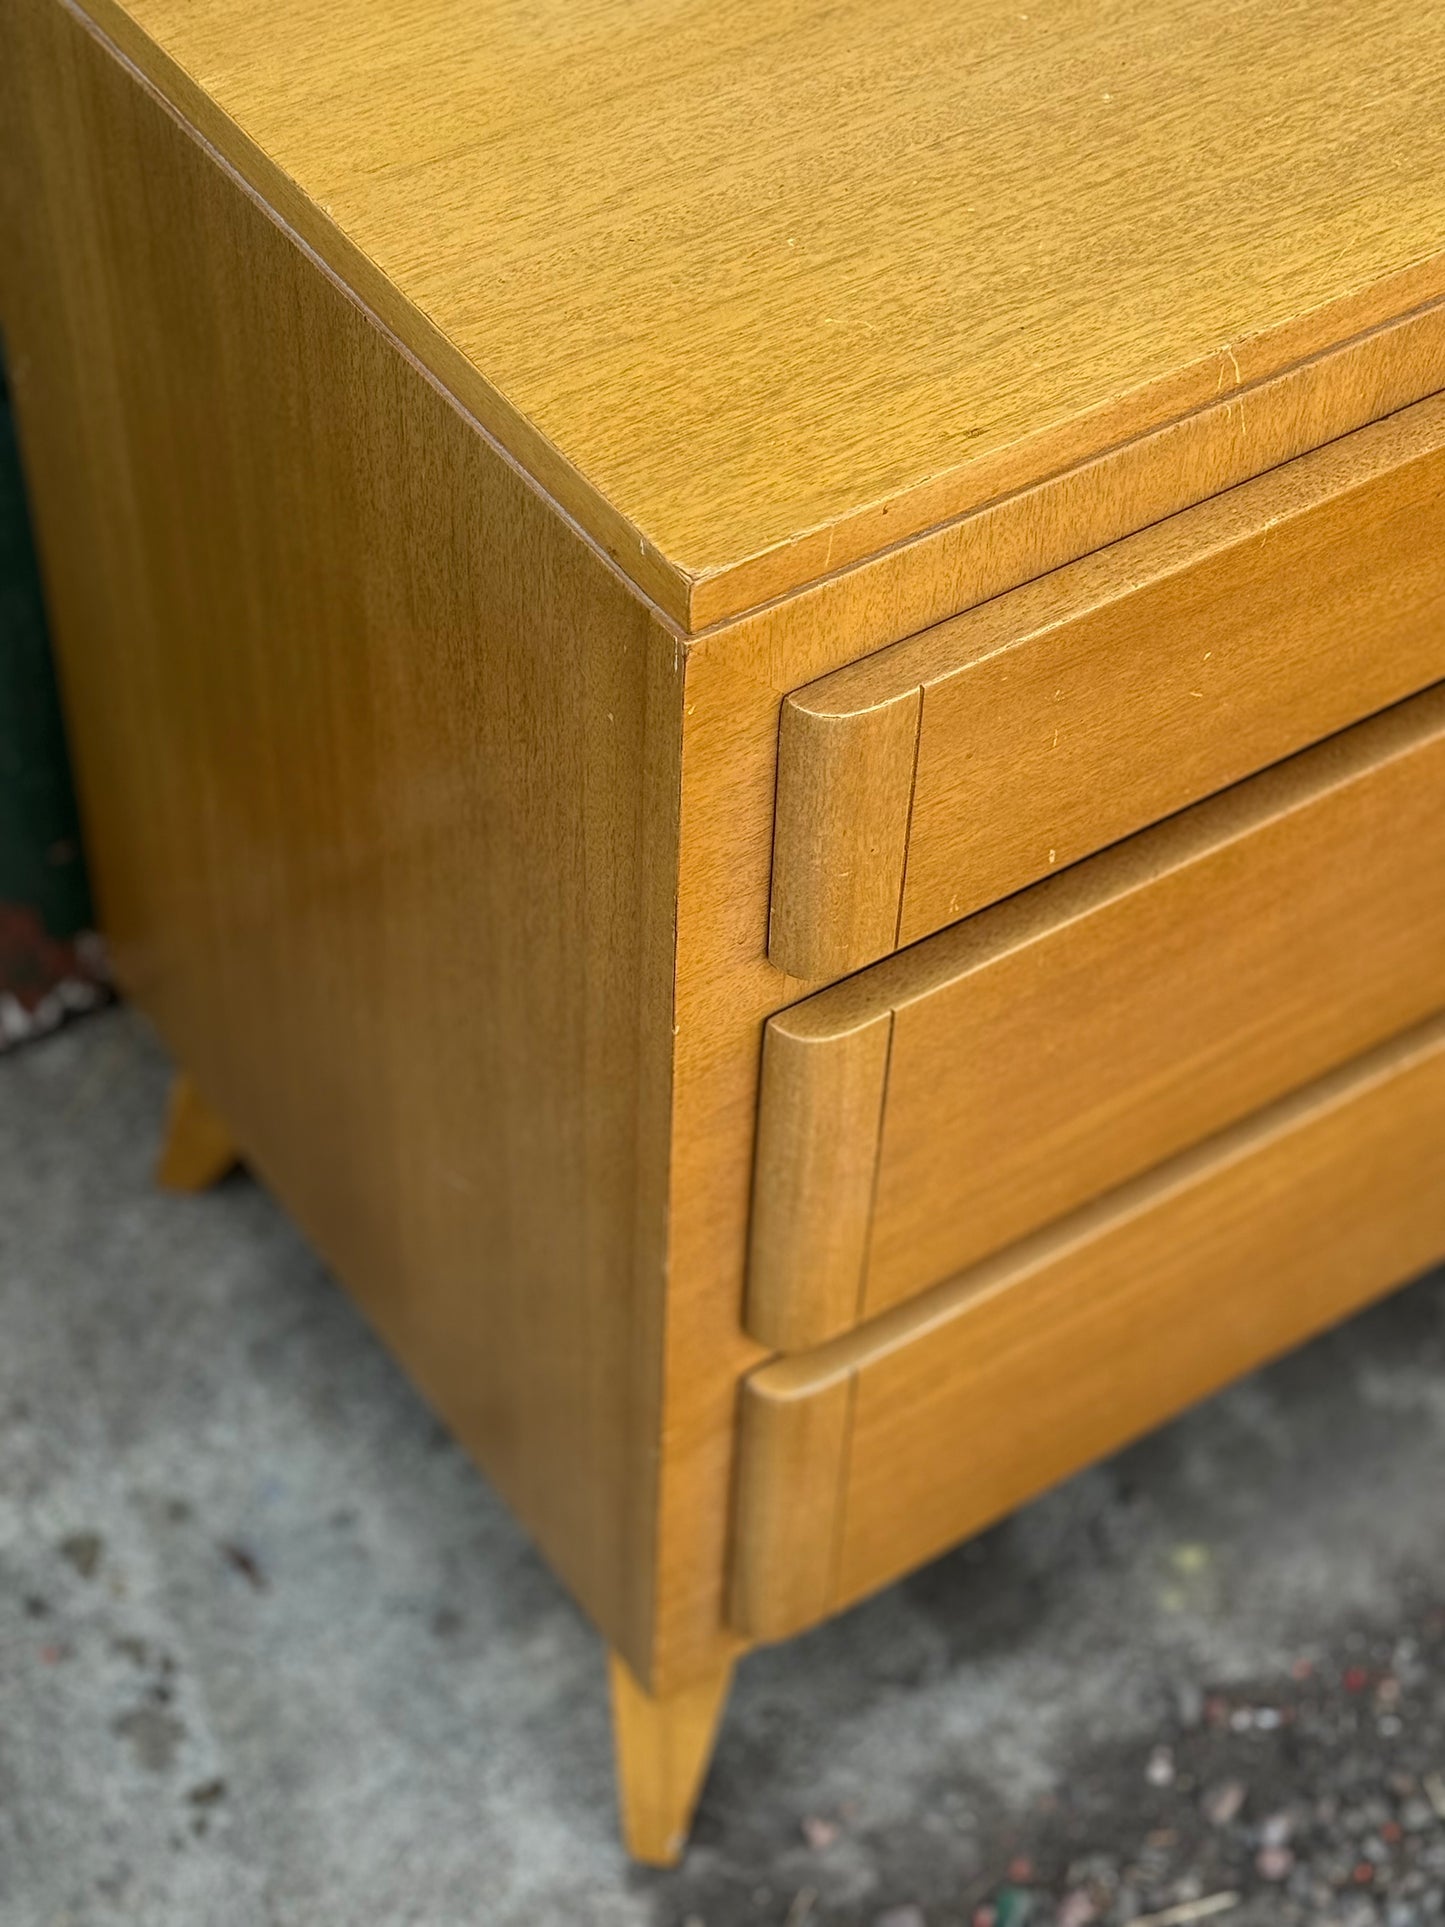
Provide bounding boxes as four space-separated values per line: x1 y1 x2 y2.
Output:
0 0 682 1673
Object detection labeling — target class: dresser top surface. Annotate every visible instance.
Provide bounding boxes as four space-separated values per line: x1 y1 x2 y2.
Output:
100 0 1445 627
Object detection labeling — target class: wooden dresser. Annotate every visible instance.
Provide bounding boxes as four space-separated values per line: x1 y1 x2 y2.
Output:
5 0 1445 1865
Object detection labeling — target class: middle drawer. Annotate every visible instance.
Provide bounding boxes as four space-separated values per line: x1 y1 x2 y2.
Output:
748 682 1445 1351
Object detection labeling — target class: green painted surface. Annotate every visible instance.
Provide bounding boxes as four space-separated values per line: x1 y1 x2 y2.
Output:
0 344 93 943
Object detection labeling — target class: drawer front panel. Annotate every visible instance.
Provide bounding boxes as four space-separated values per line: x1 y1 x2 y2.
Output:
769 393 1445 981
735 1013 1445 1643
749 685 1445 1351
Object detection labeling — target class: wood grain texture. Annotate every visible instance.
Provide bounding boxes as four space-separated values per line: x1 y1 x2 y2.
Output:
753 685 1445 1346
609 1651 734 1867
748 1008 893 1351
736 1013 1445 1643
154 1072 239 1192
729 1369 852 1644
57 0 1445 625
773 396 1445 978
769 686 920 982
0 0 684 1680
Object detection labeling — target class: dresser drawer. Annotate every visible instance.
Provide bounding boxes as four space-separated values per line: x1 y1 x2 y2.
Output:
769 394 1445 982
749 684 1445 1351
735 1012 1445 1642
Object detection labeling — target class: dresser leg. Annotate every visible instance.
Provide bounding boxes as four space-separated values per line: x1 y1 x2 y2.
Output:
155 1072 239 1192
608 1650 733 1866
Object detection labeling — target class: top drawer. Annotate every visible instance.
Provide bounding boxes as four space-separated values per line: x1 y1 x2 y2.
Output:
769 393 1445 981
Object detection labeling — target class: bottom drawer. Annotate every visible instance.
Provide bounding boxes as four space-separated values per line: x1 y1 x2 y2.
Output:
732 1010 1445 1642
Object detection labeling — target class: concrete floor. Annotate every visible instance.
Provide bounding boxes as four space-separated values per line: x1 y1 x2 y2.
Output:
2 1007 1444 1927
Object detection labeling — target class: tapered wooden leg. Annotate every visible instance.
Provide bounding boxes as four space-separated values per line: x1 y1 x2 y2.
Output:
155 1072 239 1191
609 1651 734 1866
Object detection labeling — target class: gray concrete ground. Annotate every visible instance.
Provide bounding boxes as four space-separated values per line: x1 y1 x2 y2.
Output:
2 1006 1444 1927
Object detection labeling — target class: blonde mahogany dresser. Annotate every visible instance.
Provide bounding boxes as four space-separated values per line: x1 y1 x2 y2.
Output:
5 0 1445 1865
